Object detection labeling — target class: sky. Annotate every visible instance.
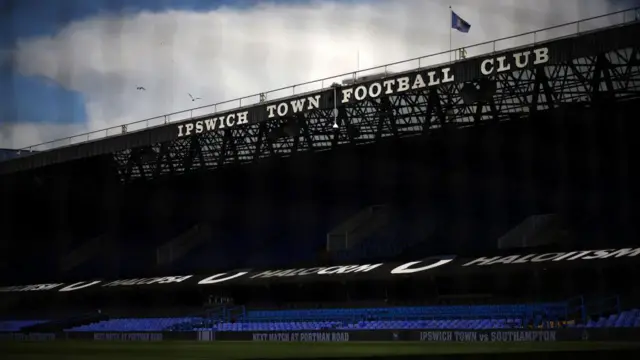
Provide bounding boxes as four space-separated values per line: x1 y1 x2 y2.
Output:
1 0 638 150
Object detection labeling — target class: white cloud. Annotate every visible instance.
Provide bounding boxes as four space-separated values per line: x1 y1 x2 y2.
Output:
0 121 85 150
5 0 626 149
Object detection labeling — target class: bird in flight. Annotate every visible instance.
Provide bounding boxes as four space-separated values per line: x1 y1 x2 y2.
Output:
188 93 201 102
136 86 146 91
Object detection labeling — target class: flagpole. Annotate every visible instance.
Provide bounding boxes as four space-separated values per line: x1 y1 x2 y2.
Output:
449 6 452 63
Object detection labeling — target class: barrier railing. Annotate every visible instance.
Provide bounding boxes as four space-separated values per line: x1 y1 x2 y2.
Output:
13 7 640 154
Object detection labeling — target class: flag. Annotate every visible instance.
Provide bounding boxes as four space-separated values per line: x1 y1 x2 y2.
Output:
451 11 471 33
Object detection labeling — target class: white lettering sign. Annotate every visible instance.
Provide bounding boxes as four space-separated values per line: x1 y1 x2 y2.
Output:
340 69 454 105
252 332 349 342
198 272 249 285
59 281 102 292
176 46 551 137
177 111 249 137
462 248 640 267
0 283 63 292
102 275 193 287
0 333 56 341
251 264 382 279
481 47 549 76
391 258 454 274
266 95 321 119
420 330 556 342
93 333 163 341
4 245 636 294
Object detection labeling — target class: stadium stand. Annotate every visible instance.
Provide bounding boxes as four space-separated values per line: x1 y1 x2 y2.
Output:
58 301 640 333
578 309 640 328
0 9 638 349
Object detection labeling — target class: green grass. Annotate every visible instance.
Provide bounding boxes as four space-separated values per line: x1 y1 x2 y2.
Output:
2 341 640 360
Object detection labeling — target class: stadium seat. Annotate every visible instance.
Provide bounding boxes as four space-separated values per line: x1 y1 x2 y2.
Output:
62 305 640 332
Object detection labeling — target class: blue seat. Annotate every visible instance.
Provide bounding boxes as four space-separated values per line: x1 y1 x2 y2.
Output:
61 305 640 332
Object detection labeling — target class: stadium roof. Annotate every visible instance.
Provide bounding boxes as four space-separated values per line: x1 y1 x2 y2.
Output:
15 8 638 154
1 7 639 178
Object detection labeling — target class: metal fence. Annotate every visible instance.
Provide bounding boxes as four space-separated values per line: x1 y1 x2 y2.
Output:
15 7 640 154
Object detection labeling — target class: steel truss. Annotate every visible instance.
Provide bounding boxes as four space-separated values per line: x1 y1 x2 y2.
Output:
112 46 640 182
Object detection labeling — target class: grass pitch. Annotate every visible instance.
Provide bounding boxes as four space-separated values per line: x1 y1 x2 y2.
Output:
2 341 640 360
